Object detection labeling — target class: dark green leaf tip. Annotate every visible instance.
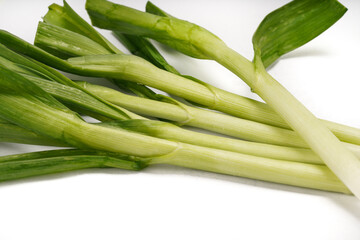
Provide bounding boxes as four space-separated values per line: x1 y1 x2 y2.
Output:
145 1 173 18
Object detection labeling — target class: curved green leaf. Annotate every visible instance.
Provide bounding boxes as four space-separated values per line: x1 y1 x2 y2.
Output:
252 0 347 68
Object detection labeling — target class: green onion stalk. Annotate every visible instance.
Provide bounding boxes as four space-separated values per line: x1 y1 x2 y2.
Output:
0 40 348 167
0 65 349 193
83 0 360 198
0 41 331 164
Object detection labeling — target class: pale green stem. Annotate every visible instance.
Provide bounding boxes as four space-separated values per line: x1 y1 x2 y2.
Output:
79 81 305 147
151 142 349 194
129 120 322 164
207 44 360 198
68 55 360 147
78 81 360 163
78 121 349 193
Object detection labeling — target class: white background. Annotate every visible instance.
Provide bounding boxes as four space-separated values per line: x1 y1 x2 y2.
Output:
0 0 360 239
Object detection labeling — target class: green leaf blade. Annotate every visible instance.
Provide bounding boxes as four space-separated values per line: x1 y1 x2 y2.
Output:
145 1 173 18
44 1 122 54
35 21 110 59
0 30 74 72
0 149 145 182
252 0 347 68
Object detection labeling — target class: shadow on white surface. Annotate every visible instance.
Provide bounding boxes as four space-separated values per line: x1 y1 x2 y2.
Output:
0 167 140 188
146 164 360 218
266 48 331 71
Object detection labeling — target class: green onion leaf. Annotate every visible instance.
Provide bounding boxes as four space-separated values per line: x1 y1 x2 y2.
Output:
35 21 110 59
145 1 173 18
43 0 121 54
0 149 145 182
252 0 347 68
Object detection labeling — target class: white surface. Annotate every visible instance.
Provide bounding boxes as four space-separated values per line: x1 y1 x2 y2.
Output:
0 0 360 239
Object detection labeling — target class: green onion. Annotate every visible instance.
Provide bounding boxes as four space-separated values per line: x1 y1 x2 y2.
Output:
10 4 358 149
5 14 360 166
0 57 323 164
0 39 333 166
0 64 349 193
0 41 323 163
84 0 360 198
6 0 360 164
17 2 360 153
2 2 360 150
0 0 358 195
5 9 358 151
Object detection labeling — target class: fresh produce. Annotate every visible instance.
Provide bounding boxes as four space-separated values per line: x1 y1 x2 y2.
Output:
0 63 349 192
84 0 360 198
0 0 358 197
0 41 329 164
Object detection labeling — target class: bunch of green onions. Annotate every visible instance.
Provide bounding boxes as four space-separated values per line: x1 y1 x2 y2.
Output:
0 0 359 198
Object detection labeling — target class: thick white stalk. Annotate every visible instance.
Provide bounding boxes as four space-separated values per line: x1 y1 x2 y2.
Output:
80 82 306 147
51 121 353 193
209 45 360 198
154 142 349 194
